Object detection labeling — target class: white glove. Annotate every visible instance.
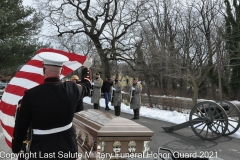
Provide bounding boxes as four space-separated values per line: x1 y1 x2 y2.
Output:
112 87 116 90
91 82 94 85
131 87 135 90
83 57 93 68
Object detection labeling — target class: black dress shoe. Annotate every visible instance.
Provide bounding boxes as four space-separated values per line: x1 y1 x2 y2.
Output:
132 117 139 120
105 108 111 110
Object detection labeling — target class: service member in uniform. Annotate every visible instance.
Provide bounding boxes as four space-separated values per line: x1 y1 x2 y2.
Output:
91 73 103 110
71 75 84 112
130 78 142 120
12 52 92 160
111 76 123 116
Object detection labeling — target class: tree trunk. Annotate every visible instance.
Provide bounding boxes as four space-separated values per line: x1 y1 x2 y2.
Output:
146 80 153 108
218 66 222 101
217 48 223 101
192 84 199 106
95 43 111 78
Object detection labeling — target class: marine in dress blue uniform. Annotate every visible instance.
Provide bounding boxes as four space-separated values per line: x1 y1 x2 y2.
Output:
12 52 91 160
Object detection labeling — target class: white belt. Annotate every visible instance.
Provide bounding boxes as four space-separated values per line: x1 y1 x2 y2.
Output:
33 122 72 135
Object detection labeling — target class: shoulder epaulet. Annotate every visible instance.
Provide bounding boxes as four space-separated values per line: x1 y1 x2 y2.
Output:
100 79 103 83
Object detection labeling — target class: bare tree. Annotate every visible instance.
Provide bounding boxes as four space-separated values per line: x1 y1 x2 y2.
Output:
191 0 224 100
47 34 95 56
36 0 150 77
142 0 225 105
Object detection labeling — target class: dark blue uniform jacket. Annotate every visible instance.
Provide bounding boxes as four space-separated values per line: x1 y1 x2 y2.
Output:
12 77 90 159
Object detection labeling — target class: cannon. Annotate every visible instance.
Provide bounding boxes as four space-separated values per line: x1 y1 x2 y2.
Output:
163 101 240 140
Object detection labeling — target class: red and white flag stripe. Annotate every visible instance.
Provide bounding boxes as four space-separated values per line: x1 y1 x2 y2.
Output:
0 48 87 148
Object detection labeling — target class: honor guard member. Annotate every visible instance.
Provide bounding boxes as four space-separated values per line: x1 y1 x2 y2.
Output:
71 75 84 112
111 76 123 116
91 73 103 109
130 77 142 120
12 52 91 160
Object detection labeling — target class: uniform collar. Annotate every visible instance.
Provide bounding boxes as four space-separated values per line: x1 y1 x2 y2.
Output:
44 77 61 83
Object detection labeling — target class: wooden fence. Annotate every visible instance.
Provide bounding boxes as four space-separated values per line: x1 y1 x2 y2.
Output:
122 92 240 112
122 92 194 111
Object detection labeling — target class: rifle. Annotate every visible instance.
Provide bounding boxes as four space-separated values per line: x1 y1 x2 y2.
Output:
130 86 135 103
111 89 114 103
90 84 93 97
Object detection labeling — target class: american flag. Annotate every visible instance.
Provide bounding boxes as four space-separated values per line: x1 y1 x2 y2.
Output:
0 48 87 148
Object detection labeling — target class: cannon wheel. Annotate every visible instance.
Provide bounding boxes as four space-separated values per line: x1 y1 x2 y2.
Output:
189 101 228 140
217 101 240 136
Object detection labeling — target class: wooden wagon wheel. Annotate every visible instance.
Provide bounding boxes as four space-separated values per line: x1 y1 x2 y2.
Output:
189 101 228 140
216 101 240 136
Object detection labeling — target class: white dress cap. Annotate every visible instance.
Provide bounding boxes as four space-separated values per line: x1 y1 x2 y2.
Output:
38 52 69 67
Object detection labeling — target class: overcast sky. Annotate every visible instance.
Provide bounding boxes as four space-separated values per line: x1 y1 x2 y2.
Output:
22 0 33 6
22 0 54 44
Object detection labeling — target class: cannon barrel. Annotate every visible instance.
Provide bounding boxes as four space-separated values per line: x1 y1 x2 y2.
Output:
162 118 202 132
200 105 230 113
